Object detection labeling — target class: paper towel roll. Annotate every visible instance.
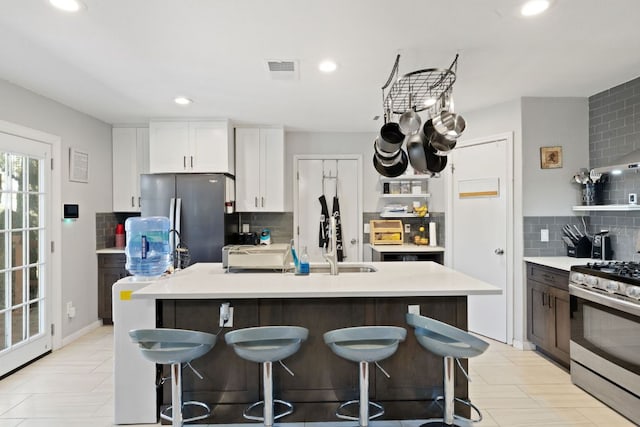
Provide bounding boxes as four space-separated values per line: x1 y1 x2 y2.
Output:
429 222 437 247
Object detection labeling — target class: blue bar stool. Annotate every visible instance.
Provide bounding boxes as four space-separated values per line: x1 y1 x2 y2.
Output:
225 326 309 427
129 328 217 427
323 326 407 427
406 313 489 427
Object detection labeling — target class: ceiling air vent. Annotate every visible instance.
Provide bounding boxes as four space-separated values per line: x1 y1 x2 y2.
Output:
265 60 299 80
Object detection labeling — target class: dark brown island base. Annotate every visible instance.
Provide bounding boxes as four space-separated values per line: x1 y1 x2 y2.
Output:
131 261 501 424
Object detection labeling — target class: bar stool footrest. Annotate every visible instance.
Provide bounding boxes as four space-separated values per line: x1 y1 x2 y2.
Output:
242 399 294 421
433 395 483 423
160 400 211 423
336 399 384 421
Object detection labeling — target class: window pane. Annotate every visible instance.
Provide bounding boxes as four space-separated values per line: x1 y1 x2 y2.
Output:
11 231 24 268
29 301 40 337
11 268 24 306
28 158 39 192
0 272 5 310
11 307 24 345
28 194 39 228
0 312 6 351
28 230 39 264
0 193 5 231
28 266 39 300
11 154 24 192
0 231 5 268
12 194 24 229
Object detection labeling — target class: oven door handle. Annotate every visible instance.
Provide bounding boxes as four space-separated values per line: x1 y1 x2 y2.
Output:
569 284 640 317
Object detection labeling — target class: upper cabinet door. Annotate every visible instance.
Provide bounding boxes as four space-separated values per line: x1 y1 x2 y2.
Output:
149 122 189 173
112 128 138 211
149 121 233 173
189 121 233 174
235 128 261 211
260 128 284 211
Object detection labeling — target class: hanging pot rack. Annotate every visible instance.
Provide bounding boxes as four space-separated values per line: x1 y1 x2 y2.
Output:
381 54 458 117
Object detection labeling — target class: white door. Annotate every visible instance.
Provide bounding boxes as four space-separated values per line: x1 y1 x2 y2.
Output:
450 137 511 343
0 132 52 376
294 157 362 263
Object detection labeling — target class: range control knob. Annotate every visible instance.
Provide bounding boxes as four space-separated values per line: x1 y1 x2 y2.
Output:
626 286 640 300
571 272 585 284
605 281 620 293
584 276 599 288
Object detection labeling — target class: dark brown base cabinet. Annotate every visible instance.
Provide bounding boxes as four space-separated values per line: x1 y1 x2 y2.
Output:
526 263 570 367
97 253 129 324
158 296 470 423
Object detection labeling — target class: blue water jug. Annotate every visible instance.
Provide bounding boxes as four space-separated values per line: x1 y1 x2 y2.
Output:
125 216 171 278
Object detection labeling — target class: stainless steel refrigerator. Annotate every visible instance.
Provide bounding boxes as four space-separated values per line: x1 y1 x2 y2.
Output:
140 173 237 264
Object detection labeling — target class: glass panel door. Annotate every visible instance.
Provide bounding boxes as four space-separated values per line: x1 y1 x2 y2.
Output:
0 132 51 376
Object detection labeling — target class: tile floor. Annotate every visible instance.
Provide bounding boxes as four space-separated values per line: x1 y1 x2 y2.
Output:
0 326 635 426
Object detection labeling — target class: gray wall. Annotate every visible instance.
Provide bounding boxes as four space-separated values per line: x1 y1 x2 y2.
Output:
0 78 112 339
588 75 640 261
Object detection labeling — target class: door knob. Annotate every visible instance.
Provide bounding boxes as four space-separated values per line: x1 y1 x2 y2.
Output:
494 248 504 255
350 238 357 244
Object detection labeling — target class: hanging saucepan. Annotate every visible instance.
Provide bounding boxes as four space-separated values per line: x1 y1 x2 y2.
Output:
398 94 422 135
376 122 405 154
422 119 456 156
405 132 428 173
424 140 448 173
432 111 466 140
373 141 408 177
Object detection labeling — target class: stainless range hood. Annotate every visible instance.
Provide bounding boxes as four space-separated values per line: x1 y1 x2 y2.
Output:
592 149 640 175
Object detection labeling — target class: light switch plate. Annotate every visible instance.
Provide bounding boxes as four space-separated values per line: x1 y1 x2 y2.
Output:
408 305 420 315
541 229 549 242
404 224 411 233
364 223 370 233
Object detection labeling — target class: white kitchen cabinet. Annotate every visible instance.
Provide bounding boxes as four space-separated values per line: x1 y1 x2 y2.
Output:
112 127 149 212
149 120 234 174
235 127 284 212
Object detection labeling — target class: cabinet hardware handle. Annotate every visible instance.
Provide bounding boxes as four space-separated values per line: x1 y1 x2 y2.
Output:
542 292 546 307
261 197 264 207
190 156 193 168
183 156 186 168
131 196 135 207
548 294 553 309
543 273 555 282
138 197 141 207
255 197 258 207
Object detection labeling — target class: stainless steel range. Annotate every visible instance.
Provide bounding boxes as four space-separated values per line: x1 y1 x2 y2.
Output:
569 262 640 425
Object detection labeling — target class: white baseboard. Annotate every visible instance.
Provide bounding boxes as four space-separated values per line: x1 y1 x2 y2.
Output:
61 320 102 347
512 339 536 350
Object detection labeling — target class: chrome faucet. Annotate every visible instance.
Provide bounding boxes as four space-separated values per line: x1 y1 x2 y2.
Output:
324 216 339 275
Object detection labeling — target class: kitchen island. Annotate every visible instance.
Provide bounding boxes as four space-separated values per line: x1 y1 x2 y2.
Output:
129 261 500 423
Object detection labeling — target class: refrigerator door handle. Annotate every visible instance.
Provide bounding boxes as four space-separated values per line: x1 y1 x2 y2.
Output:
169 198 176 253
175 198 182 247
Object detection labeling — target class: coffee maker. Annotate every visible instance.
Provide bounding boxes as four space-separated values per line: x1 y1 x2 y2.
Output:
592 230 613 260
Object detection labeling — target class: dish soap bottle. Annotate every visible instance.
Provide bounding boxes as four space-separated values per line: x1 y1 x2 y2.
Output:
299 246 310 275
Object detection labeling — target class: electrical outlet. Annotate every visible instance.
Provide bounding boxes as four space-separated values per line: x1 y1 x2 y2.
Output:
242 223 250 233
219 303 234 327
408 304 420 315
363 223 370 233
66 301 76 318
404 223 411 233
540 229 549 242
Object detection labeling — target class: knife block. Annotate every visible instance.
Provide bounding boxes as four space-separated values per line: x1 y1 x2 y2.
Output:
567 236 592 258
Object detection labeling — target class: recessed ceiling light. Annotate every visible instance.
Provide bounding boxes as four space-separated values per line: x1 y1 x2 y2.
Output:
319 60 337 73
49 0 85 12
174 97 193 106
520 0 550 17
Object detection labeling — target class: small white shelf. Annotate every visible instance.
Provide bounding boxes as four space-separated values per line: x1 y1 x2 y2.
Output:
380 212 430 218
572 204 640 212
380 176 432 182
381 193 431 198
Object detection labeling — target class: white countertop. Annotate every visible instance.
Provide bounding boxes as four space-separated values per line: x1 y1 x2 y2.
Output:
523 256 604 272
132 261 500 299
369 244 445 253
96 247 125 254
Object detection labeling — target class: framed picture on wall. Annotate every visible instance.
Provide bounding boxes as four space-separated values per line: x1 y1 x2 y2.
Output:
69 147 89 182
540 146 563 169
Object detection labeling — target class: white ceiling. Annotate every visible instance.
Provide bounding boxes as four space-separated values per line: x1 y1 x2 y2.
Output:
1 0 640 132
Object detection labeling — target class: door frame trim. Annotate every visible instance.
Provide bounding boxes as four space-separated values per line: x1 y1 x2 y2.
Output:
0 119 63 351
293 154 363 262
444 132 514 345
